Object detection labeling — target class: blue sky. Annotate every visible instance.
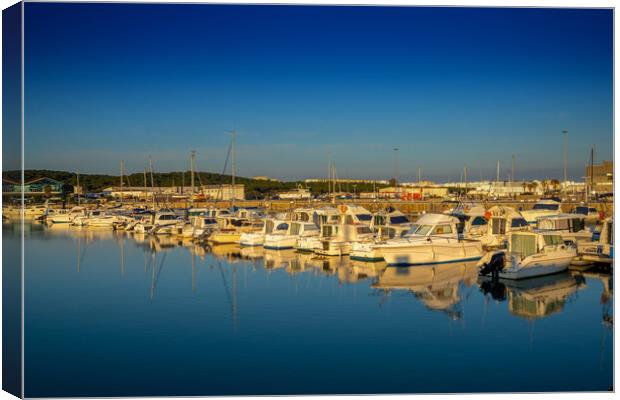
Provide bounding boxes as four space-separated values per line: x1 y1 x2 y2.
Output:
23 4 612 182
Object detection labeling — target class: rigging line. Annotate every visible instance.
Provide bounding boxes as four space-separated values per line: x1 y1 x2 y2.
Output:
216 141 233 202
217 261 234 310
153 252 167 291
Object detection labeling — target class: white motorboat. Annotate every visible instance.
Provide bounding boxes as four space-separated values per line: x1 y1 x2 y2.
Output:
133 211 180 234
264 221 319 250
315 223 374 256
349 209 412 262
181 216 218 239
478 231 576 280
239 219 289 246
574 217 613 266
520 199 562 224
535 214 593 245
297 223 334 253
375 213 484 266
208 216 256 244
479 206 529 249
449 204 489 239
277 186 312 200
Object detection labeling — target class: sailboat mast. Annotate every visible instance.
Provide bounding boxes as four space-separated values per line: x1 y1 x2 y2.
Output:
149 156 156 210
496 160 500 184
231 129 236 209
76 169 80 205
190 150 196 207
120 160 125 206
143 168 147 205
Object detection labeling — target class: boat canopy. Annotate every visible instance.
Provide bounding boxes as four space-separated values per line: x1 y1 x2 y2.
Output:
414 213 459 225
536 214 586 232
531 200 561 211
509 231 565 257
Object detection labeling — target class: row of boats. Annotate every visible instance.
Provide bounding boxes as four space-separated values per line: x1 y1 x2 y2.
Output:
23 198 613 281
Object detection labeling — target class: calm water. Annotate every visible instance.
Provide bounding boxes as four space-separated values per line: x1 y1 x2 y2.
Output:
11 222 613 396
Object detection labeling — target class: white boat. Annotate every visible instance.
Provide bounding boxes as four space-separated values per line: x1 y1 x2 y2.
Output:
208 216 256 244
479 206 529 249
315 223 374 256
520 199 562 224
349 209 413 262
28 204 49 219
277 186 312 200
375 213 484 266
449 204 489 239
239 219 289 246
72 210 112 227
181 216 218 239
535 214 593 245
478 231 576 280
132 211 179 234
264 221 319 250
575 217 613 266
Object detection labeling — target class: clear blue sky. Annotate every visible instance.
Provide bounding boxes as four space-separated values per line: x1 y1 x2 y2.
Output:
23 4 612 182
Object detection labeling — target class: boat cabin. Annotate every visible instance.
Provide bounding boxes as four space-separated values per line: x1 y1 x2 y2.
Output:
327 204 373 225
508 231 566 259
535 214 586 234
487 206 529 236
262 219 290 235
285 221 320 237
404 213 460 239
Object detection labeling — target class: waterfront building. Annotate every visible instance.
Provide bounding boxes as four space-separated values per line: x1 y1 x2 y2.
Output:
379 186 449 199
585 160 613 196
3 177 65 196
201 184 245 200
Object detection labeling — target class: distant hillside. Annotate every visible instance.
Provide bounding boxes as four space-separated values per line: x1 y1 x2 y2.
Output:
3 170 389 198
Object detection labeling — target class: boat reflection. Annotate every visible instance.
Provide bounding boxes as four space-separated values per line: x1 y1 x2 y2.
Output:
38 223 607 325
372 261 479 319
479 272 587 320
340 260 387 284
574 268 613 328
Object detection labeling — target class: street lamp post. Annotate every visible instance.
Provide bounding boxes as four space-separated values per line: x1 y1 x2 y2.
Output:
393 147 399 189
562 130 568 197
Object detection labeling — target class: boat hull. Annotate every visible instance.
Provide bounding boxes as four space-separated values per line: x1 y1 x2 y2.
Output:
263 235 297 250
379 242 484 266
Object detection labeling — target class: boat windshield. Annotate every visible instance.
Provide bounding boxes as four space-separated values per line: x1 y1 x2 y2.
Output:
356 214 372 222
405 224 433 236
575 206 589 215
543 235 564 245
275 223 289 231
390 215 410 224
532 203 559 211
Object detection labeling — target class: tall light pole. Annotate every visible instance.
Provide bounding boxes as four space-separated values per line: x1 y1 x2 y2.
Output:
393 148 399 189
562 130 568 196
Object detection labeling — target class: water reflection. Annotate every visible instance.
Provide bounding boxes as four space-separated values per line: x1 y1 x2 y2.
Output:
13 220 614 325
9 221 614 394
373 262 478 319
479 273 586 320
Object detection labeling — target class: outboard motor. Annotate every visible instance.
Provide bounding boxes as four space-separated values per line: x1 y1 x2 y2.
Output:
479 251 506 279
479 279 507 301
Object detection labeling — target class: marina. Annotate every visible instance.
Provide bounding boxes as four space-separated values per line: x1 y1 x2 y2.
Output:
3 3 614 397
10 218 613 396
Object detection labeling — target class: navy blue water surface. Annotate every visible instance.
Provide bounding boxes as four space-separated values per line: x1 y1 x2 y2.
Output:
13 223 612 396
